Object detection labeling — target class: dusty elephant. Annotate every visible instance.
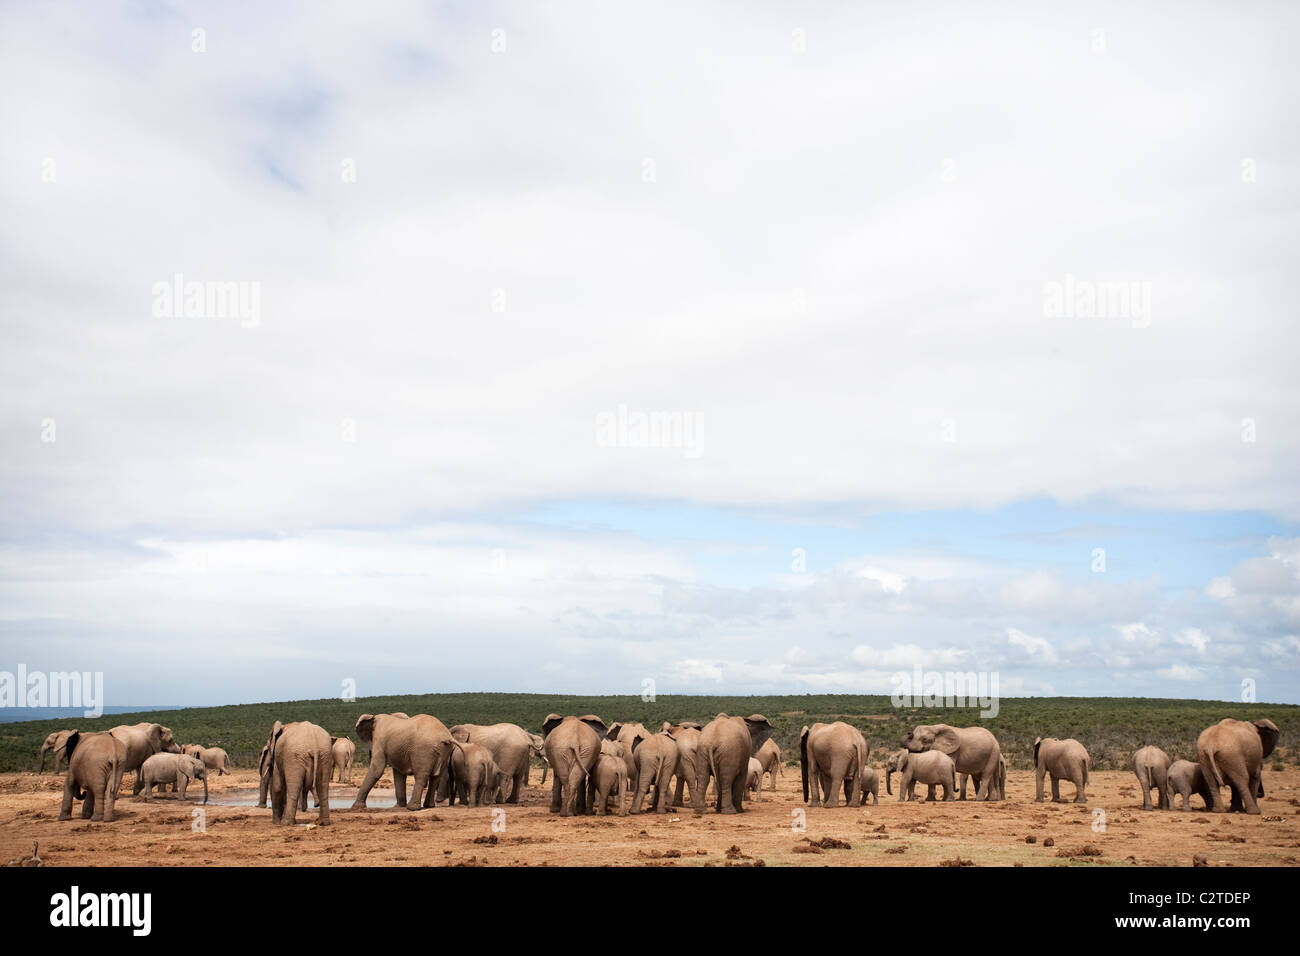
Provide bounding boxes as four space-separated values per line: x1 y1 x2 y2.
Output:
331 737 356 784
756 738 781 791
1034 737 1089 803
38 729 76 774
801 721 869 808
448 739 507 807
58 731 126 823
858 764 880 805
744 757 763 802
902 724 1003 801
692 713 774 815
264 720 333 826
446 723 536 803
1168 759 1214 810
183 745 231 776
1132 745 1172 810
109 723 182 791
630 731 679 814
137 753 208 803
662 721 704 808
1197 718 1279 814
886 748 955 801
587 739 629 816
542 713 608 816
351 713 454 810
958 753 1006 800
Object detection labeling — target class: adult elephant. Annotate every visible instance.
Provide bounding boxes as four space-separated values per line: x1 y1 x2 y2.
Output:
958 754 1006 800
901 724 1003 801
264 720 333 826
542 713 608 816
38 729 76 774
352 713 454 811
58 731 126 822
800 722 868 808
663 721 704 808
109 723 182 789
1132 745 1172 810
448 722 536 803
692 713 773 815
1197 718 1279 814
1034 737 1089 803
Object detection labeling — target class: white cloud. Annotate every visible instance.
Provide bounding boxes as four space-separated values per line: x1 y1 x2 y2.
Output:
1006 628 1059 664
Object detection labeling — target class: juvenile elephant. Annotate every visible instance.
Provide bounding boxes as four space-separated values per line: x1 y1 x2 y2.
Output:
756 738 782 791
529 733 548 787
662 721 704 808
542 714 608 816
587 740 629 816
606 722 653 795
58 731 126 822
1168 759 1214 810
1034 737 1090 804
183 746 231 776
137 753 208 803
801 721 869 808
331 737 356 784
902 724 1002 801
351 713 454 810
1197 718 1279 814
265 720 333 826
744 758 763 802
38 729 76 774
630 732 679 814
692 713 774 815
886 749 955 801
858 764 880 805
1132 745 1172 810
448 739 506 807
110 722 182 790
447 722 536 803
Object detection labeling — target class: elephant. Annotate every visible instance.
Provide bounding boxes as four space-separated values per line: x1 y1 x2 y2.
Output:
448 739 506 807
886 748 955 801
744 758 763 802
662 721 704 808
1132 745 1173 810
1196 718 1279 814
692 713 774 815
1034 737 1090 804
958 754 1006 801
606 722 653 796
58 731 126 822
38 729 76 774
858 764 880 805
542 713 608 816
756 738 782 791
182 745 231 776
258 739 317 811
136 753 208 803
351 713 454 811
630 731 679 814
264 720 333 826
109 723 182 791
902 724 1003 800
1168 759 1214 810
800 721 868 808
587 740 629 816
331 737 356 784
446 723 536 803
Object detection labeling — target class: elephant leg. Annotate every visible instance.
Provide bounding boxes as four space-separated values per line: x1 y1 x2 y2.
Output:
510 766 526 804
630 767 647 814
351 756 386 809
409 768 431 811
1035 768 1046 802
1239 769 1262 814
82 787 96 820
655 764 673 813
103 778 117 822
58 777 75 821
562 764 584 817
1074 774 1087 803
585 775 597 815
672 773 686 808
1051 777 1061 803
549 769 563 813
283 773 302 826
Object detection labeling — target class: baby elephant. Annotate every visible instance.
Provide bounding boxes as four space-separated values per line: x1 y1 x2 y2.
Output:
449 740 505 807
137 753 208 803
1132 745 1172 810
1168 759 1214 810
1034 737 1090 803
745 757 763 802
886 749 956 801
857 764 880 805
183 744 231 776
588 740 629 816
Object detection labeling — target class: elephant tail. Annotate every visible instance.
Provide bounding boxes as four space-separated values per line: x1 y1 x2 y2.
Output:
1202 744 1225 790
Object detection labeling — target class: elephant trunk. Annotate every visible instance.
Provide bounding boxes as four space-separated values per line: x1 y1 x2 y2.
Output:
37 745 48 774
202 773 208 804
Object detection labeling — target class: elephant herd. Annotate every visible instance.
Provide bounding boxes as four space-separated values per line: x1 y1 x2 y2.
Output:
40 712 1282 826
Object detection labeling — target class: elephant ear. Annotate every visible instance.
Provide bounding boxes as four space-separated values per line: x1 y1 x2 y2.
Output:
931 726 961 756
680 721 703 730
580 716 608 740
541 714 565 739
660 721 673 733
64 731 81 760
265 720 285 767
451 726 471 743
606 722 624 741
1033 737 1043 766
1255 719 1280 758
745 716 774 755
355 714 376 744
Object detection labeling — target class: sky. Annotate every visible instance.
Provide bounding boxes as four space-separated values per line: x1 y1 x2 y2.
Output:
1 1 1298 707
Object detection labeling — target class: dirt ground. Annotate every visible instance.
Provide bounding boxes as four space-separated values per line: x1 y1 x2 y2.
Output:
2 767 1298 867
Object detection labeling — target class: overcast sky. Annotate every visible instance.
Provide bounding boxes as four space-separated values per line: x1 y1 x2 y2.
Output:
2 1 1297 708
